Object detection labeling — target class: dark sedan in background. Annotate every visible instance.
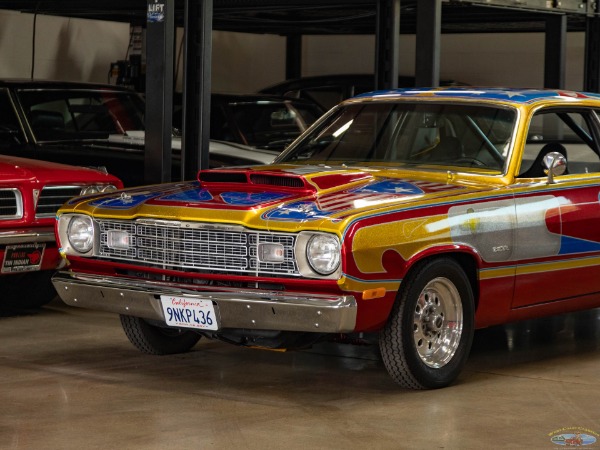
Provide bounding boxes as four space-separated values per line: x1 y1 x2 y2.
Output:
0 80 158 186
0 80 321 186
173 92 324 150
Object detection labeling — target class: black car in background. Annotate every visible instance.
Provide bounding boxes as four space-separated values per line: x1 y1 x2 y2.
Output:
0 81 313 186
0 80 148 184
259 74 466 110
173 92 324 150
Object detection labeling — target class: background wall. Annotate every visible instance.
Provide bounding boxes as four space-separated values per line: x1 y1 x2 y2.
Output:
301 32 585 91
0 9 130 82
0 8 588 94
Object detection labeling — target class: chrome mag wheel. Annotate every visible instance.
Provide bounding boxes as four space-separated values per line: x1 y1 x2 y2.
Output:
413 277 463 368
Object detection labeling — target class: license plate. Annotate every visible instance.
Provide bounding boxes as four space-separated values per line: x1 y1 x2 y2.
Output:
160 295 218 330
2 243 45 273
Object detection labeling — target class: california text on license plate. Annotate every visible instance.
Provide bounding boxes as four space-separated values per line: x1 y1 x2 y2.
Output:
160 295 218 330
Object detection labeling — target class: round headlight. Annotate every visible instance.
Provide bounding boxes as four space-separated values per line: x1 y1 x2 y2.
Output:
306 234 340 275
67 215 94 253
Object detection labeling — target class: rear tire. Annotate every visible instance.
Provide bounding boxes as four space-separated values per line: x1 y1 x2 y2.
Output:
379 258 475 389
120 315 201 355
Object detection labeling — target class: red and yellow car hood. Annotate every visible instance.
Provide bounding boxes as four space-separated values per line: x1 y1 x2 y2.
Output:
63 165 494 234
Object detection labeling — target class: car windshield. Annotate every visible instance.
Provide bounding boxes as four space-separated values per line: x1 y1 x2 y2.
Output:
277 101 516 172
17 88 145 142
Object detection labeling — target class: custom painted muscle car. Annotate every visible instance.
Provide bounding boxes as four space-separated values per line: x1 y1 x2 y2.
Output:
0 155 122 309
52 87 600 389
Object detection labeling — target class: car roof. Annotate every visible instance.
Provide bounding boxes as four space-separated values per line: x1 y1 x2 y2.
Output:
352 87 600 105
0 79 137 93
259 74 466 93
210 92 321 106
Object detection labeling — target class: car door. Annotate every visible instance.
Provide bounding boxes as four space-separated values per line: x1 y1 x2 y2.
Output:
512 106 600 308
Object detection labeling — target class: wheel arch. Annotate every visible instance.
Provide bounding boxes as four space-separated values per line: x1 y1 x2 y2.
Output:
402 247 481 311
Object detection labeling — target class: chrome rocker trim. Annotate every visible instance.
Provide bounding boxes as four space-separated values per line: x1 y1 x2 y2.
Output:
52 271 358 333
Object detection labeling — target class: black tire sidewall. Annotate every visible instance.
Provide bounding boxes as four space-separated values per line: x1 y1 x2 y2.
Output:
398 258 474 389
120 314 201 355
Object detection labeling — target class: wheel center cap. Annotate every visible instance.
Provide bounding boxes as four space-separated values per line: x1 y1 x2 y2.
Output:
422 306 444 334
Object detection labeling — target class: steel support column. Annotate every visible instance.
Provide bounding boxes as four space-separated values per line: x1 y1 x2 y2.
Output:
145 0 174 184
584 15 600 93
375 0 400 90
544 14 566 89
415 0 441 88
286 35 302 80
182 0 213 179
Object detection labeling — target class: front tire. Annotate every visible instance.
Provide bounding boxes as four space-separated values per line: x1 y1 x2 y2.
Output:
120 315 201 355
379 258 475 389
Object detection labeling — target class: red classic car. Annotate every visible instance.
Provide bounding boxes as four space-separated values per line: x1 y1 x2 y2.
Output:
0 155 122 309
51 88 600 389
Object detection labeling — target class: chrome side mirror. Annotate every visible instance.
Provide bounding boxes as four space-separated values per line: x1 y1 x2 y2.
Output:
543 151 567 184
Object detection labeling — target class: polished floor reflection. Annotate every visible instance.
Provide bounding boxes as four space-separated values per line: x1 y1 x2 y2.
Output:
1 299 599 449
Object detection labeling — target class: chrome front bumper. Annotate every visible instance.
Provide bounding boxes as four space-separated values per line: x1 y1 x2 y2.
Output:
0 228 55 245
52 271 358 333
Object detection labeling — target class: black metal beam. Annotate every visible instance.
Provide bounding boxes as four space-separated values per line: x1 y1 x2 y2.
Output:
182 0 213 179
0 1 593 35
584 15 600 92
415 0 441 88
286 35 302 80
145 0 174 184
452 0 594 15
544 14 566 89
375 0 400 90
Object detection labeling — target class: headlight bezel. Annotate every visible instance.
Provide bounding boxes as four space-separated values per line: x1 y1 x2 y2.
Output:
295 231 342 278
60 214 96 255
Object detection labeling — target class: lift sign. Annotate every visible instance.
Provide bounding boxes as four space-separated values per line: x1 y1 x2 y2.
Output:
147 1 165 23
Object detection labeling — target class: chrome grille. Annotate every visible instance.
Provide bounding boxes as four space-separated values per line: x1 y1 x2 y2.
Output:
0 189 22 219
36 186 83 217
97 219 299 276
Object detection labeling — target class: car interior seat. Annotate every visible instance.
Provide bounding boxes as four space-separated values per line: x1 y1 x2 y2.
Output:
29 110 65 131
428 135 463 162
519 142 568 178
29 110 66 140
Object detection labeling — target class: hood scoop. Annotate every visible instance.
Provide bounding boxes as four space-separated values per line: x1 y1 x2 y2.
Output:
198 169 312 193
249 174 304 188
198 168 375 195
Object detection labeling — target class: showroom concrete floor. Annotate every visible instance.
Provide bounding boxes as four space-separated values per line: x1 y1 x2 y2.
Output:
0 298 599 450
